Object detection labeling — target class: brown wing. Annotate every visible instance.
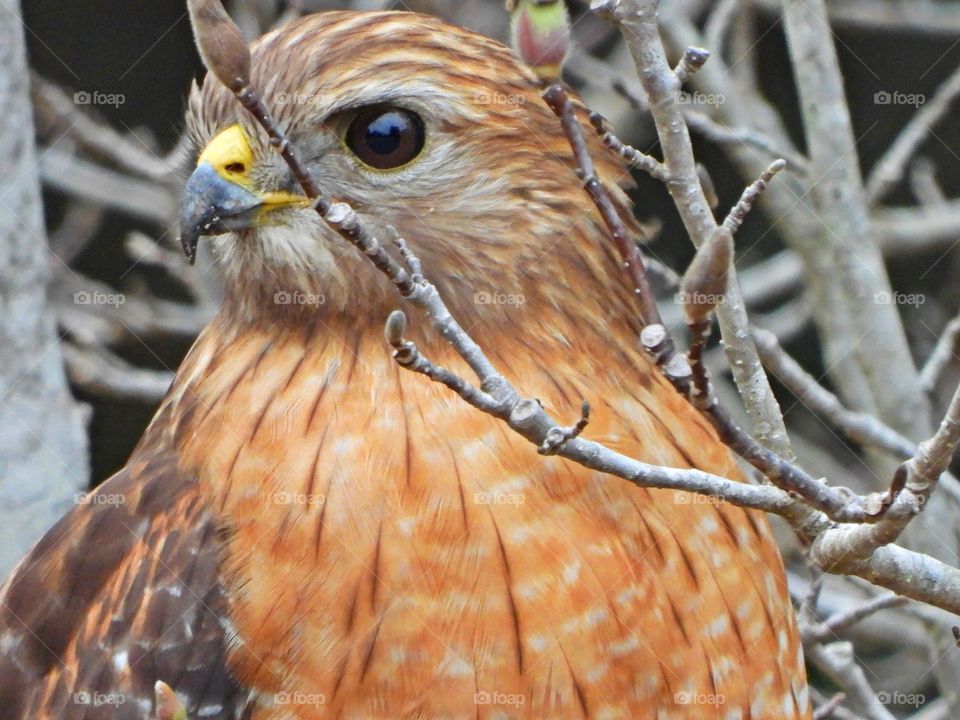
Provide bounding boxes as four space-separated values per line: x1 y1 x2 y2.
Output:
0 439 252 719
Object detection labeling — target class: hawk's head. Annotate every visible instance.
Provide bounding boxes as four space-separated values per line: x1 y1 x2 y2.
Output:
181 10 632 322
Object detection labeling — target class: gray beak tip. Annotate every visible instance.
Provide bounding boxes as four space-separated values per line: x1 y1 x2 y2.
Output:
179 161 263 266
180 230 199 265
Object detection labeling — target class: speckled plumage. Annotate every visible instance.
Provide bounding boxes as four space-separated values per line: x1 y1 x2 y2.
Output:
0 11 808 719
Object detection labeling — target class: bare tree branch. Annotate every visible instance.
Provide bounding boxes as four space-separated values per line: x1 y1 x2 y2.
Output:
755 0 960 37
865 61 960 205
781 0 932 441
591 0 795 461
920 315 960 394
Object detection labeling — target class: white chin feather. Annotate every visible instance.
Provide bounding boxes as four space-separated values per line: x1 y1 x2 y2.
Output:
212 217 350 303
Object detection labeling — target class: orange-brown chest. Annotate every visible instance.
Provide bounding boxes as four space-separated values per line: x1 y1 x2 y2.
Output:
169 327 808 719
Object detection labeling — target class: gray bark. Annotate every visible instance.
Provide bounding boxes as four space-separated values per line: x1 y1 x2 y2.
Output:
0 0 89 577
781 0 931 440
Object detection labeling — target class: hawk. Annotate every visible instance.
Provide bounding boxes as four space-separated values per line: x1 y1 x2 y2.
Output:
0 10 809 719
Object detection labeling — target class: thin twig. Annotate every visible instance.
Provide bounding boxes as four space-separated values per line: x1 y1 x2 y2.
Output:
722 158 787 234
38 146 176 226
754 326 960 514
595 0 795 460
739 251 805 306
679 228 733 405
704 0 741 59
805 593 908 644
866 61 960 205
875 199 960 255
588 112 670 181
909 157 946 207
920 315 960 394
810 381 960 565
683 110 809 174
812 691 851 720
541 85 667 332
48 201 104 265
539 401 591 455
63 342 174 403
753 328 916 459
804 641 897 720
378 293 795 514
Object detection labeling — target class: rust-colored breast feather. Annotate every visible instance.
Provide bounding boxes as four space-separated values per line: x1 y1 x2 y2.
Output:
153 309 808 719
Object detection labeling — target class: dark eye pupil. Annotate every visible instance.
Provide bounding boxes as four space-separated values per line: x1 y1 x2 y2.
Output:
367 112 406 154
347 106 425 170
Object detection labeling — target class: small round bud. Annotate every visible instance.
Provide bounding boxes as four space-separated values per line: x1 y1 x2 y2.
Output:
509 0 571 83
384 310 407 347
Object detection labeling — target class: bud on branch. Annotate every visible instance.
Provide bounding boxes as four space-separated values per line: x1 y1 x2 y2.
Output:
508 0 571 83
187 0 251 92
679 227 734 326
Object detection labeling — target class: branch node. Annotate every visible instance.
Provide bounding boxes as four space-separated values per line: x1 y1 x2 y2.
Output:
539 401 591 455
510 398 542 427
674 46 711 84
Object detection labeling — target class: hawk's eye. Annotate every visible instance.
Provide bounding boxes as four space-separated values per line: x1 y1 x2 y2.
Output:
346 106 425 170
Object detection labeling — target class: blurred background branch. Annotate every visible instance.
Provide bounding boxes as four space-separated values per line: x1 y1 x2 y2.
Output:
0 0 89 576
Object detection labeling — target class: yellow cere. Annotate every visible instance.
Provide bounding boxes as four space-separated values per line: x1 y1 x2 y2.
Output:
199 125 256 189
198 124 309 208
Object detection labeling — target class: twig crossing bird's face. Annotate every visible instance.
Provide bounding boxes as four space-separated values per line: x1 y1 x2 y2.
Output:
183 10 636 323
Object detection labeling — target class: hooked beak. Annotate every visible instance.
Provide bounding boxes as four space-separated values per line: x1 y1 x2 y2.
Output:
180 161 262 264
179 124 309 264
